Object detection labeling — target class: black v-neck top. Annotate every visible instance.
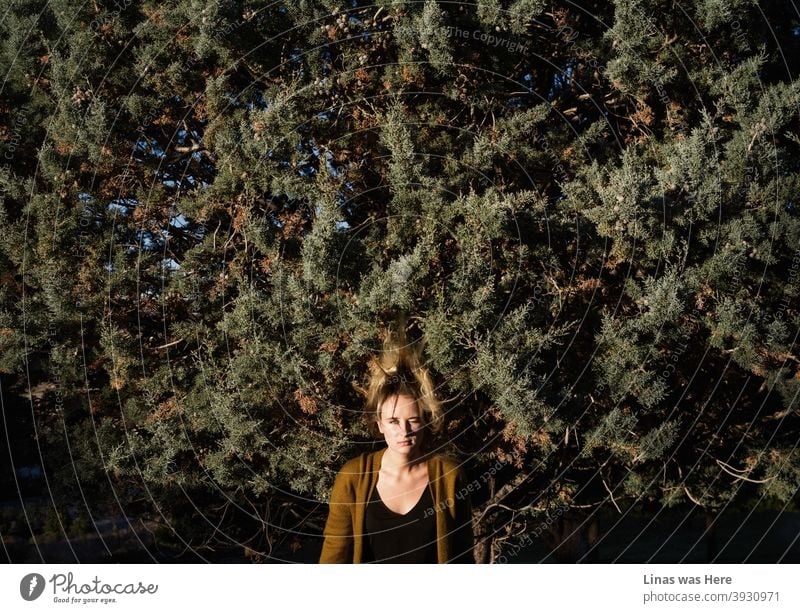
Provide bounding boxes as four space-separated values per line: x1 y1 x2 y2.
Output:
363 483 438 563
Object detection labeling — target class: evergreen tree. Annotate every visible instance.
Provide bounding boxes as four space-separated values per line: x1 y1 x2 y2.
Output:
1 0 798 562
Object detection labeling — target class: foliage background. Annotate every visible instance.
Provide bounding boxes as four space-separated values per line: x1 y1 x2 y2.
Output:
1 0 799 562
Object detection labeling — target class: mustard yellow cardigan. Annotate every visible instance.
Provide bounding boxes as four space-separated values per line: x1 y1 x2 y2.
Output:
319 447 474 563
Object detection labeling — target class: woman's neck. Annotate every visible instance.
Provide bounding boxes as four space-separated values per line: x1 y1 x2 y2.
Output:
381 448 426 477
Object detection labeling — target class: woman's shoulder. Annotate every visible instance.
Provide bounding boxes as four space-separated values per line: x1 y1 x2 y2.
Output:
335 449 465 478
428 453 468 479
336 448 384 476
429 453 458 468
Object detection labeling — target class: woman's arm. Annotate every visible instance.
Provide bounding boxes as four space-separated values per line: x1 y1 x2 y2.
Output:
449 467 475 563
319 466 355 563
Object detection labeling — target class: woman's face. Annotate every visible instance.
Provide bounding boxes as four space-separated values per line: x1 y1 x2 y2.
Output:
377 394 425 458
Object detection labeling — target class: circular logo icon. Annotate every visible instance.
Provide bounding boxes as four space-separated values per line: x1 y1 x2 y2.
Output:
20 573 46 601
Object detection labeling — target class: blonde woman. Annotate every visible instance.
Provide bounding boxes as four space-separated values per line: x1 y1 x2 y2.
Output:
319 331 474 563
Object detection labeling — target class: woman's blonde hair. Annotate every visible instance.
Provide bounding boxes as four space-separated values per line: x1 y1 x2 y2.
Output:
355 319 444 441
